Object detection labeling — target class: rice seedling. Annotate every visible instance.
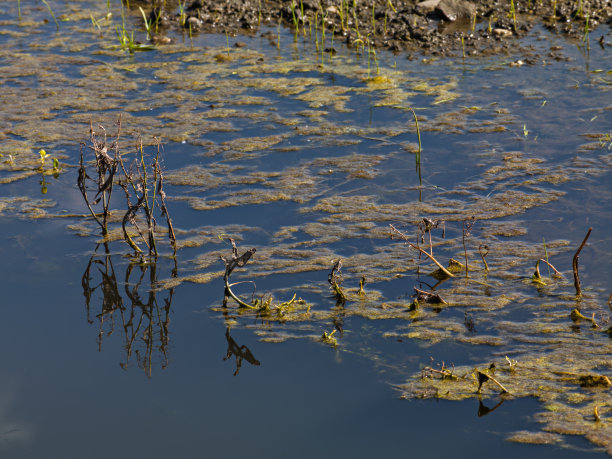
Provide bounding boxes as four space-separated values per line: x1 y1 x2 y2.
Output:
320 10 327 63
257 0 262 26
461 36 465 58
509 0 517 31
337 0 348 32
353 0 361 40
138 6 153 39
178 0 187 26
407 107 422 170
329 25 335 61
115 5 155 52
582 12 590 48
575 0 584 19
17 0 21 20
371 2 376 32
366 40 379 77
290 0 299 32
41 0 59 30
90 14 101 31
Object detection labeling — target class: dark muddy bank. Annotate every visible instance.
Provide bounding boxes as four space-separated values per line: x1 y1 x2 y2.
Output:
147 0 612 56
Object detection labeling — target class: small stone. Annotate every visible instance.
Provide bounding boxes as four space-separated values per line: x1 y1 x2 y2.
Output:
186 16 203 29
436 0 476 21
493 28 513 37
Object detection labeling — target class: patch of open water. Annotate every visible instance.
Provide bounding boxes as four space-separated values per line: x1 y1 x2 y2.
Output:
0 1 610 456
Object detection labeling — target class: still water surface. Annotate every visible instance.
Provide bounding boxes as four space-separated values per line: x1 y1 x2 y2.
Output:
0 1 610 457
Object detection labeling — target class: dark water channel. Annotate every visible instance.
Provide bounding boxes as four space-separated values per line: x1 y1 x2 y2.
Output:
0 1 611 457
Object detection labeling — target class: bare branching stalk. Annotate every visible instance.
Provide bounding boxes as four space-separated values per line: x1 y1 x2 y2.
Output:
462 217 476 277
328 259 346 305
478 244 489 271
78 118 122 236
476 370 509 394
573 227 592 296
390 224 454 278
221 238 257 309
77 116 176 257
79 117 176 257
538 258 562 277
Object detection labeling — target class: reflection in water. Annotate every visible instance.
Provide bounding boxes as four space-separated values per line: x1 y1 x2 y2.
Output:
81 244 177 377
477 397 504 417
223 328 260 376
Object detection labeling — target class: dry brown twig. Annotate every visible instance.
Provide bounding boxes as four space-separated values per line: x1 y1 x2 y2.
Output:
390 224 454 277
573 227 592 296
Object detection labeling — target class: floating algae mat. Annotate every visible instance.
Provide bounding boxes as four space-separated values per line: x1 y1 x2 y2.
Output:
0 0 611 456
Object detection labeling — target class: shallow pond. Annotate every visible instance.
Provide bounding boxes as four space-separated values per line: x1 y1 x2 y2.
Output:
0 1 611 457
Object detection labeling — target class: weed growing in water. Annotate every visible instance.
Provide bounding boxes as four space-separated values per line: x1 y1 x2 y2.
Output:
138 6 153 39
509 0 517 31
328 259 346 305
478 244 489 271
220 238 301 315
178 0 187 26
41 0 59 30
116 4 154 52
582 12 590 48
78 116 176 257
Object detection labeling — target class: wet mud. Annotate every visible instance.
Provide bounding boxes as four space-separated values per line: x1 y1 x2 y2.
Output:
147 0 612 56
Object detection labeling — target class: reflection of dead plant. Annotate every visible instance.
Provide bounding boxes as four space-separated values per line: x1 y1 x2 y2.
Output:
82 243 176 377
223 328 260 376
477 397 504 417
78 116 176 257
